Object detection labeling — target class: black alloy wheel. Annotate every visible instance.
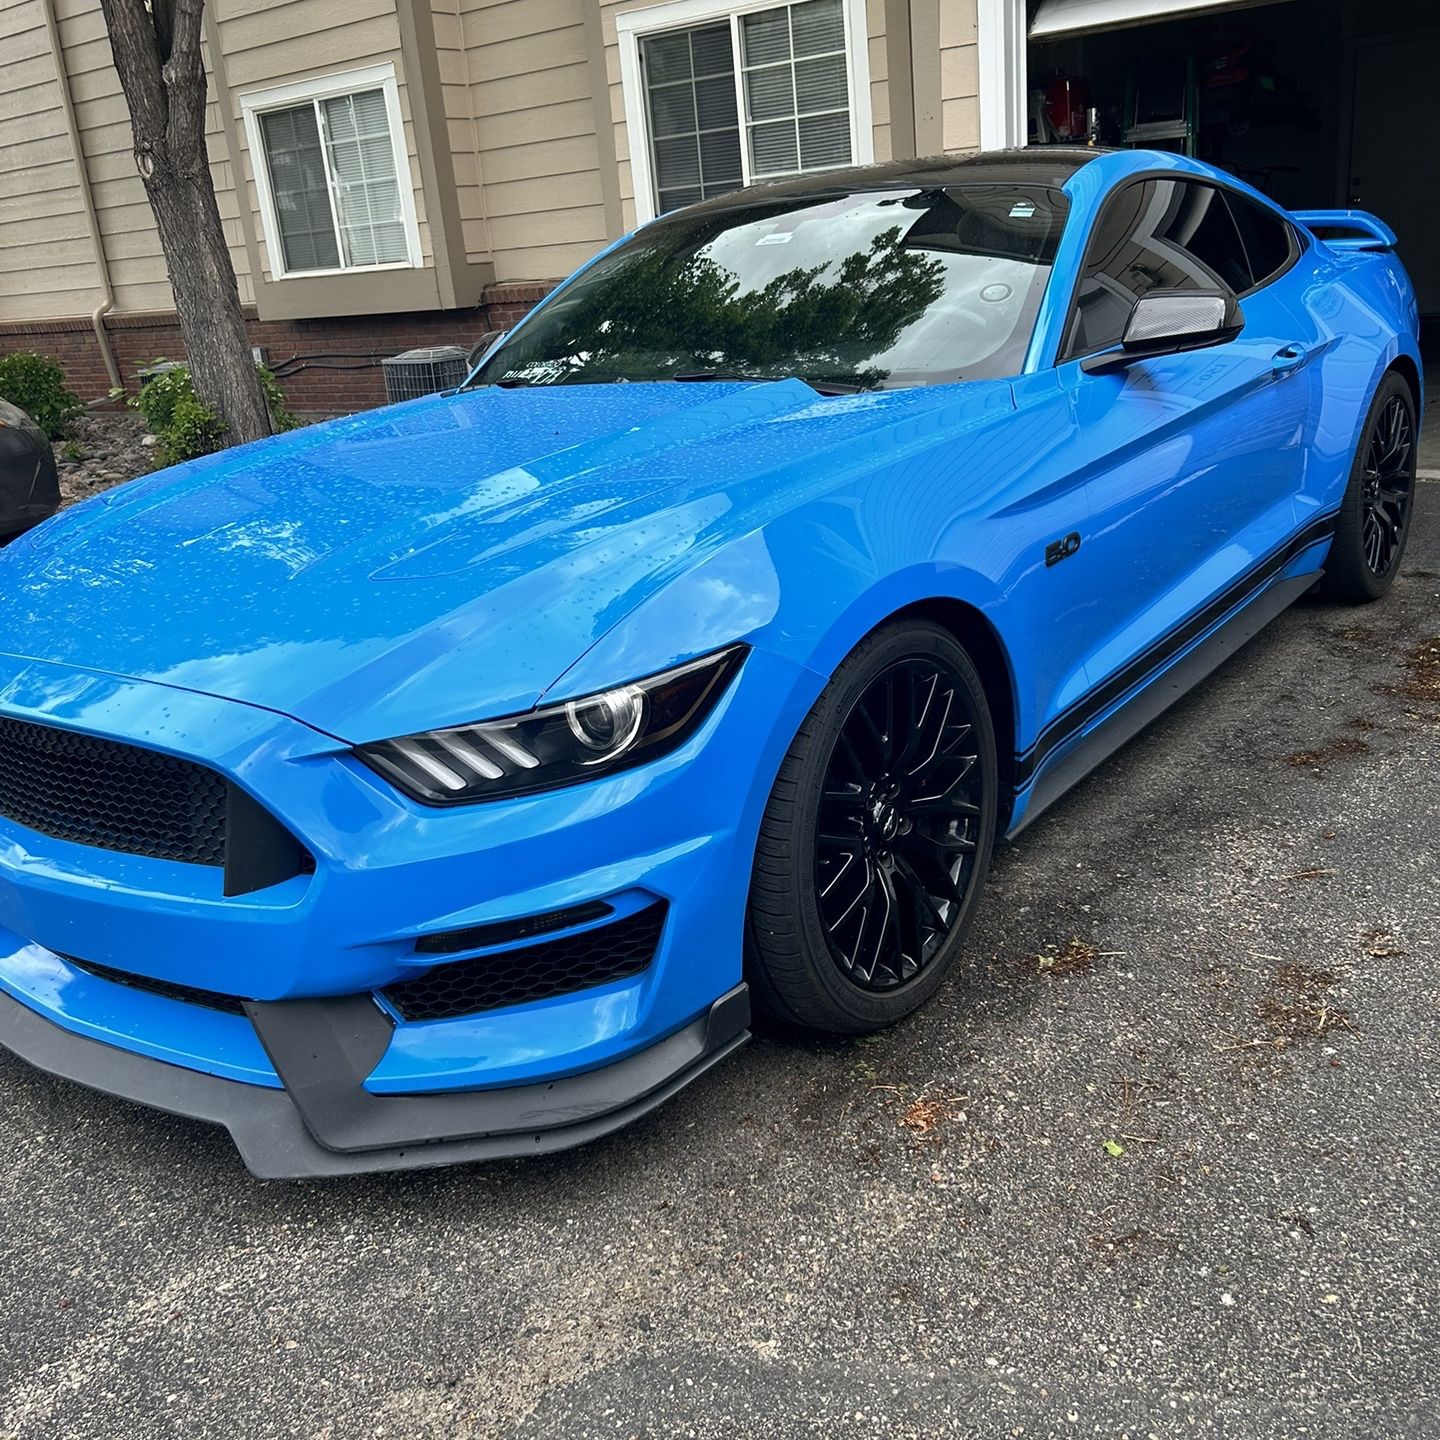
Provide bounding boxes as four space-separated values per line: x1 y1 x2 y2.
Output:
746 620 998 1034
1320 371 1419 603
1360 392 1415 579
815 657 985 991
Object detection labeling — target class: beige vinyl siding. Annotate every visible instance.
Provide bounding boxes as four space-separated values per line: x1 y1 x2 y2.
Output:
432 0 492 262
213 0 429 284
939 0 979 152
601 0 888 232
0 0 104 321
457 0 609 280
44 0 252 314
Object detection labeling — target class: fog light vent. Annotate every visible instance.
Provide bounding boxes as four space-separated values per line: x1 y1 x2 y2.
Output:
387 903 665 1021
415 900 615 956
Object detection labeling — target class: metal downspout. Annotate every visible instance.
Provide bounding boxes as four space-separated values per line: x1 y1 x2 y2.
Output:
40 0 122 395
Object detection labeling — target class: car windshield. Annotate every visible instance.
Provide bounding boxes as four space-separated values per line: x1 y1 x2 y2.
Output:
470 184 1070 392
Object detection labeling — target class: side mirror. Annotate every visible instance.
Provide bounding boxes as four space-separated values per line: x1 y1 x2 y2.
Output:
466 329 506 371
1081 289 1243 374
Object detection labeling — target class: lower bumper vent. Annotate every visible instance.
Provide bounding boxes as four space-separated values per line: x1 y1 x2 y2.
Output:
384 903 666 1022
66 956 250 1016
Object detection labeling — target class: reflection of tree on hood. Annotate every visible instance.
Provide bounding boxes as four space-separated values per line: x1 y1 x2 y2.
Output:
523 224 946 387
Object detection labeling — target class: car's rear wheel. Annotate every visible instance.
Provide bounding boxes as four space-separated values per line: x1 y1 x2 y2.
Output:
1318 372 1418 602
745 620 997 1034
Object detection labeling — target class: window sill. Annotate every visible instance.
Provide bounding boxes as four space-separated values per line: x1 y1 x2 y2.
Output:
253 261 495 321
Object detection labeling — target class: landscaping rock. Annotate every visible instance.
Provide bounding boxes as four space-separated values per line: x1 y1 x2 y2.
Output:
55 413 156 508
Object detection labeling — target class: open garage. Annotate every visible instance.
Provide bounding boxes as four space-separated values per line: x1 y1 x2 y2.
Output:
979 0 1438 357
1022 0 1440 322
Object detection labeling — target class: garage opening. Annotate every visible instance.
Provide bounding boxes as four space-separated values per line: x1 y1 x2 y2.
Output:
1024 0 1440 336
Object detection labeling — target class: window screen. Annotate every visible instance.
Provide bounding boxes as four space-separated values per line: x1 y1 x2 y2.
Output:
257 85 408 274
639 0 854 215
1064 179 1251 359
641 23 744 213
259 105 340 273
741 0 851 176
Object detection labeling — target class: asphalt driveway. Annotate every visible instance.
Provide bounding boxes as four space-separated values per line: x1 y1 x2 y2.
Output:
2 491 1437 1440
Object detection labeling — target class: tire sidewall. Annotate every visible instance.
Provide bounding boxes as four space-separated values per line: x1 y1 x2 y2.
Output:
1332 373 1417 600
758 621 998 1031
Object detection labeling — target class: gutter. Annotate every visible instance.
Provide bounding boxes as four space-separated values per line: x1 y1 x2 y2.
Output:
40 0 122 395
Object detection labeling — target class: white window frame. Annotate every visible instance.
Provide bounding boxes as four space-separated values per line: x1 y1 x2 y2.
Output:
617 0 875 225
976 0 1029 150
239 62 423 281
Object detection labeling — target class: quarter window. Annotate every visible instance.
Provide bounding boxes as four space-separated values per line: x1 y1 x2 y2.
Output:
240 66 420 279
623 0 870 220
1226 190 1298 290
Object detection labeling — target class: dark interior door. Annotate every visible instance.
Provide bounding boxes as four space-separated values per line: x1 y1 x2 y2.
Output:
1349 32 1440 316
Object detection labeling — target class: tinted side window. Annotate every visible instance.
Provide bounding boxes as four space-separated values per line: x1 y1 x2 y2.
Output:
1064 179 1250 358
1224 191 1296 289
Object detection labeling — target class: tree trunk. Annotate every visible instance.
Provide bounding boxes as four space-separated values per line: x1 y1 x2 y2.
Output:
100 0 271 446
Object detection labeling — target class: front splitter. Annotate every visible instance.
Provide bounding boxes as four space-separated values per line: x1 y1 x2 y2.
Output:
0 984 750 1179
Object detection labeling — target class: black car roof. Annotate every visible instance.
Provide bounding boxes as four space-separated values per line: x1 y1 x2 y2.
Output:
678 147 1103 220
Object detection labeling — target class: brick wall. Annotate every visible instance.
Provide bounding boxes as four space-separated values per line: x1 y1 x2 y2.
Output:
0 282 554 413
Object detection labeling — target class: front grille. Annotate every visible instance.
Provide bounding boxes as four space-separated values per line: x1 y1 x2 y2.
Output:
0 716 227 866
66 956 250 1016
385 903 666 1022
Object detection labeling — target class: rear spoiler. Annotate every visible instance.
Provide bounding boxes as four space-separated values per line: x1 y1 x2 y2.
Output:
1290 209 1398 252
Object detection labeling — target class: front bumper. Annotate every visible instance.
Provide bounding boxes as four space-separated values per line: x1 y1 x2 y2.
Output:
0 980 749 1178
0 645 817 1174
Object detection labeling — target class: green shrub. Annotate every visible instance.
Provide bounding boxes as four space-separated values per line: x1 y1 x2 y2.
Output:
0 352 83 439
130 360 297 465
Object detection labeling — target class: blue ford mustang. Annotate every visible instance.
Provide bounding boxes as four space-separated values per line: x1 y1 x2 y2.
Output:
0 148 1422 1177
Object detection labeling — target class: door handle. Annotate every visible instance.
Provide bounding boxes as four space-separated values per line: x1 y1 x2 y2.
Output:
1271 343 1310 377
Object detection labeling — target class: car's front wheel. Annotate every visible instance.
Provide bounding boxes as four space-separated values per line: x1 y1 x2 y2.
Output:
745 620 998 1034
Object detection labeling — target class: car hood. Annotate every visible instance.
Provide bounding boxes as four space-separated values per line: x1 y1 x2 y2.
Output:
0 379 1010 743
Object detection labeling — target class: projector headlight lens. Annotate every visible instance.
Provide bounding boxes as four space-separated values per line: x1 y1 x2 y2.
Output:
565 685 647 761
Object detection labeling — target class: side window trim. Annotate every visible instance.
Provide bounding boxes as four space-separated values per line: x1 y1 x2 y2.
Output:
1056 171 1305 367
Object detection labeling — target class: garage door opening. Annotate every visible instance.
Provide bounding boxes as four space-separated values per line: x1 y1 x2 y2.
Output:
1023 0 1440 327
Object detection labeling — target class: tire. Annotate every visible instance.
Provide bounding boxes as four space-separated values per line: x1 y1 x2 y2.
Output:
1317 371 1419 602
745 620 998 1034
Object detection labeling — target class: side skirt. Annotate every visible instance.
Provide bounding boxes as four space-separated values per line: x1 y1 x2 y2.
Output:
1006 570 1316 838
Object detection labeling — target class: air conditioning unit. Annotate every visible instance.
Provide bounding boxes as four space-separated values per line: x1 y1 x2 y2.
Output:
381 346 470 404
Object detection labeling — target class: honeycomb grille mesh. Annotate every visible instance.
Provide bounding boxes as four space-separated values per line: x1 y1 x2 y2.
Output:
385 904 666 1022
0 716 228 866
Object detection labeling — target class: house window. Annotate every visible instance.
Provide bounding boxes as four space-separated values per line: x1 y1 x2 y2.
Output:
620 0 872 221
240 64 421 279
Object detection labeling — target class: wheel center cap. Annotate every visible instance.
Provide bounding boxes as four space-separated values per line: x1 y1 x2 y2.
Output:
870 798 901 839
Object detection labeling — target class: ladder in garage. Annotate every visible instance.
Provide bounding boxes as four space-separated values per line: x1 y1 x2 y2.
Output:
1122 53 1199 157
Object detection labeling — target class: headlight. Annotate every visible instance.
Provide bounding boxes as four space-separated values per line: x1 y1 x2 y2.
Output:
357 645 748 804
